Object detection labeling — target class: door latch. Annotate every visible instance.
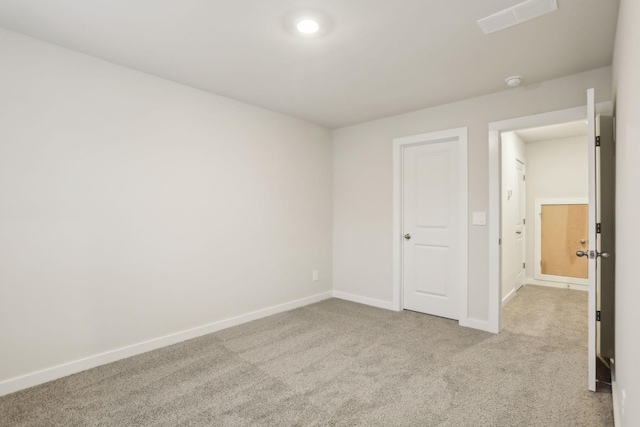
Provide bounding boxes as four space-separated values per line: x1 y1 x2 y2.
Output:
576 250 609 259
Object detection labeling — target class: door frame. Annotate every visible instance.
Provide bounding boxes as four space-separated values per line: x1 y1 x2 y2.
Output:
514 158 526 293
488 102 612 333
533 197 589 288
392 127 470 326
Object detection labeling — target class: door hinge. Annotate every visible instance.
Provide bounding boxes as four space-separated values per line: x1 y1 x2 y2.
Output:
523 174 526 181
596 311 601 321
499 238 501 245
595 136 601 146
596 223 601 233
523 262 525 269
523 218 526 225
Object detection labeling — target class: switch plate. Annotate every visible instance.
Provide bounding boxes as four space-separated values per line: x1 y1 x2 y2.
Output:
472 211 487 226
312 270 319 281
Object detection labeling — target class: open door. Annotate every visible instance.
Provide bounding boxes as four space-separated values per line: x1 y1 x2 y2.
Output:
585 88 597 392
581 88 615 391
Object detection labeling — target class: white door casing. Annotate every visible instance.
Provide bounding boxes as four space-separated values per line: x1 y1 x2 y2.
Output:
488 101 612 335
392 128 468 324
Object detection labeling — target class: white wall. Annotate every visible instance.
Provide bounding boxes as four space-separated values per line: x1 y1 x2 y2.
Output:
524 136 588 280
500 131 526 301
333 66 611 326
612 0 640 424
0 29 333 389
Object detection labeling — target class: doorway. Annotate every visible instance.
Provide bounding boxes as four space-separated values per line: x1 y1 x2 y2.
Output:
488 102 612 332
501 120 590 305
489 98 615 392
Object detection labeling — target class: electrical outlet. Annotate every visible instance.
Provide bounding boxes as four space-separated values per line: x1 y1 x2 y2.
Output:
312 270 319 281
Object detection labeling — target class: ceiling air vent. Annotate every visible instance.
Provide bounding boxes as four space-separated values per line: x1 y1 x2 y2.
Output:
477 0 558 35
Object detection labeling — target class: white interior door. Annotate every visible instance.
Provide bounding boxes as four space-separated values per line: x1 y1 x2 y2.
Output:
402 139 460 319
514 160 526 291
586 88 597 392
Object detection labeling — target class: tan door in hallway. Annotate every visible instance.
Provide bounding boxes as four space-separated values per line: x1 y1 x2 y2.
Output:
541 204 588 278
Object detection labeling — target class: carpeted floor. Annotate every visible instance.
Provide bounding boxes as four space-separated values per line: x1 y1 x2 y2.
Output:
0 285 613 426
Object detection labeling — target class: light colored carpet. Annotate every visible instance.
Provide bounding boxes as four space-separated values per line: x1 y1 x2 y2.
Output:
0 285 613 426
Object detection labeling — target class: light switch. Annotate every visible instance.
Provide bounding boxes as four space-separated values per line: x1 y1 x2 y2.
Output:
312 270 319 281
472 211 487 226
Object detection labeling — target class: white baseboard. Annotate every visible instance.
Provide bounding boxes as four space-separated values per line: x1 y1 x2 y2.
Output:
332 290 395 311
525 278 587 291
0 291 333 397
332 291 495 334
502 288 517 307
534 273 588 287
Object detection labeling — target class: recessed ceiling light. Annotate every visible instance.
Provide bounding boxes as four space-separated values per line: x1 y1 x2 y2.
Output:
283 9 332 38
296 19 320 34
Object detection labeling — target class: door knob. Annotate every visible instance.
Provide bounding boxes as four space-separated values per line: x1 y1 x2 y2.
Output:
404 234 411 240
580 239 586 244
576 250 610 259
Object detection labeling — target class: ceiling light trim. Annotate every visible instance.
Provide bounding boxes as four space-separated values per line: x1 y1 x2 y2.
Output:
283 9 333 38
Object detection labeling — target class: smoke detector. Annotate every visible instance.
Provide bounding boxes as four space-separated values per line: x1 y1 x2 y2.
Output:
505 76 523 87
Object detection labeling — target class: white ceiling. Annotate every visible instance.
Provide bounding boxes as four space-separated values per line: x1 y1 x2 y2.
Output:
515 119 587 142
0 0 619 128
